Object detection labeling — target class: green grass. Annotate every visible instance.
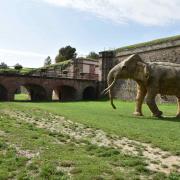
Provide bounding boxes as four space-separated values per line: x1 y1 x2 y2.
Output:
1 100 180 154
116 34 180 52
15 94 30 101
0 100 180 179
0 67 35 75
0 104 156 179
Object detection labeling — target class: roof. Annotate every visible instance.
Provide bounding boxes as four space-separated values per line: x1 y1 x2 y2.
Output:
116 34 180 52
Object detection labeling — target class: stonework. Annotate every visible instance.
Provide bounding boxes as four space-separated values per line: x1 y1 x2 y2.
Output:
99 35 180 102
1 35 180 102
0 75 97 101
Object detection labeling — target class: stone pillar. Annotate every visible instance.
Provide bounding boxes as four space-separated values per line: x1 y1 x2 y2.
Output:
98 51 115 96
46 89 53 101
7 91 15 101
75 88 83 101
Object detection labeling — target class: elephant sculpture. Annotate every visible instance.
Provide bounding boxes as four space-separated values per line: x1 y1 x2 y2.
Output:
103 54 180 118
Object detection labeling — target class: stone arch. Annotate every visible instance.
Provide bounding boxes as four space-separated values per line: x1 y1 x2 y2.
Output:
14 85 30 101
14 84 48 101
53 85 77 101
83 86 96 100
0 84 8 101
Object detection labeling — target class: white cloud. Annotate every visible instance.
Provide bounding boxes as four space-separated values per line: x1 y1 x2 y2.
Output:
39 0 180 26
0 49 48 67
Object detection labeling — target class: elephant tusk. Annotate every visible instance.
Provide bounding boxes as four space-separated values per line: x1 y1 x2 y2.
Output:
101 78 116 95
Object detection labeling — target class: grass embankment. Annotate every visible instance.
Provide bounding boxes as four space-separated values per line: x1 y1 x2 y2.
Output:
0 68 35 75
116 34 180 52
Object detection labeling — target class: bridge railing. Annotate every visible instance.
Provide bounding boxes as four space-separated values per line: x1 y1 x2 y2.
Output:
31 71 99 81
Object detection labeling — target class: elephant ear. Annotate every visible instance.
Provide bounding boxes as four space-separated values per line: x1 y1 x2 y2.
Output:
137 61 150 80
143 64 150 79
124 54 143 64
125 54 150 80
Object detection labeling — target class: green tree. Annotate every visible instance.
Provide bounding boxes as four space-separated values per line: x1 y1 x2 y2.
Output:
0 62 8 69
55 45 77 63
86 51 99 60
14 63 23 70
44 56 52 66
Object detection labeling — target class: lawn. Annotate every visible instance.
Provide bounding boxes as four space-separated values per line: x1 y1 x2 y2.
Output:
0 99 179 179
5 100 180 154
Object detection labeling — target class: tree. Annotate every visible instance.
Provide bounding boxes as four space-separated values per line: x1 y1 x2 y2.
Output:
0 62 8 69
55 45 77 63
86 51 99 60
44 56 52 66
14 63 23 70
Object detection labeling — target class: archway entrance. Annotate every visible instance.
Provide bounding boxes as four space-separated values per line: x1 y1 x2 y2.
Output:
0 85 8 101
53 86 77 101
15 86 30 101
15 84 48 101
83 86 96 100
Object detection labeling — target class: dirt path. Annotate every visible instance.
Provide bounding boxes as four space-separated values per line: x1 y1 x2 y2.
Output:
2 109 180 174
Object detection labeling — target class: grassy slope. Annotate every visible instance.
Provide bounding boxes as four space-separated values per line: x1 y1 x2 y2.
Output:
0 105 162 179
2 100 180 155
116 34 180 52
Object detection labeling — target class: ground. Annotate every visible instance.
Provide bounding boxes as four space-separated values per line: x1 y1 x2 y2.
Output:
0 97 180 179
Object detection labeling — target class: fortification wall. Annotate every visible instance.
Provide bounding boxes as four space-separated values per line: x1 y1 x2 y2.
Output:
100 36 180 102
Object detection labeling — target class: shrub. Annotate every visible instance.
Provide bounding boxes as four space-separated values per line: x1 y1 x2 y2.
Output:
0 62 8 69
14 63 23 70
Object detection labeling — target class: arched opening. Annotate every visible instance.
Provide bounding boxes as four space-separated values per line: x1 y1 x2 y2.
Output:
14 86 30 101
83 86 96 100
14 84 47 101
0 85 8 101
53 86 77 101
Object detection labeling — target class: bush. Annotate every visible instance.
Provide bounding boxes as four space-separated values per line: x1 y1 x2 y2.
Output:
0 62 8 69
14 63 23 70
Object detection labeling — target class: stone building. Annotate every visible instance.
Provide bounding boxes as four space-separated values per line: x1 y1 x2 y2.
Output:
99 35 180 102
30 57 99 81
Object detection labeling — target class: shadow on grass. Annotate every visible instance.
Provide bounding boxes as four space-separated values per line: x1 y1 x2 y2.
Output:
116 113 180 122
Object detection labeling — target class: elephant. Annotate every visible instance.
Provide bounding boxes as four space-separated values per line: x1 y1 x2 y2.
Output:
103 54 180 118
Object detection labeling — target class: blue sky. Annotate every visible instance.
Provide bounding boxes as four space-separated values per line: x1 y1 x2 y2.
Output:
0 0 180 67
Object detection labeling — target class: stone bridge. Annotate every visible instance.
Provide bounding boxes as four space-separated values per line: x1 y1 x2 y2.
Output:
0 74 98 101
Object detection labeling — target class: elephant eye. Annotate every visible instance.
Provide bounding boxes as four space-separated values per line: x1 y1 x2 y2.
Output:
122 66 126 70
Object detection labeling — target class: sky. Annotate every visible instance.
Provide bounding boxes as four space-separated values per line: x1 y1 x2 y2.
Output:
0 0 180 67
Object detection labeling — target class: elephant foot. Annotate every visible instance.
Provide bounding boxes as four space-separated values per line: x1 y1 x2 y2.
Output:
133 111 143 116
152 111 163 118
176 114 180 119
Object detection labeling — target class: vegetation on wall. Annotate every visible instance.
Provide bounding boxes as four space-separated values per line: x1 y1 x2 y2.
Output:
0 60 72 76
0 67 35 75
29 60 73 74
86 51 99 60
116 34 180 52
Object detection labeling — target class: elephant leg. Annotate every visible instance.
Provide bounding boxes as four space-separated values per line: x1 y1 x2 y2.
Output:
146 89 163 118
176 97 180 118
133 84 146 116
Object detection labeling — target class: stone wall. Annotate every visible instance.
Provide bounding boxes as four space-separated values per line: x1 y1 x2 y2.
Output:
100 36 180 102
